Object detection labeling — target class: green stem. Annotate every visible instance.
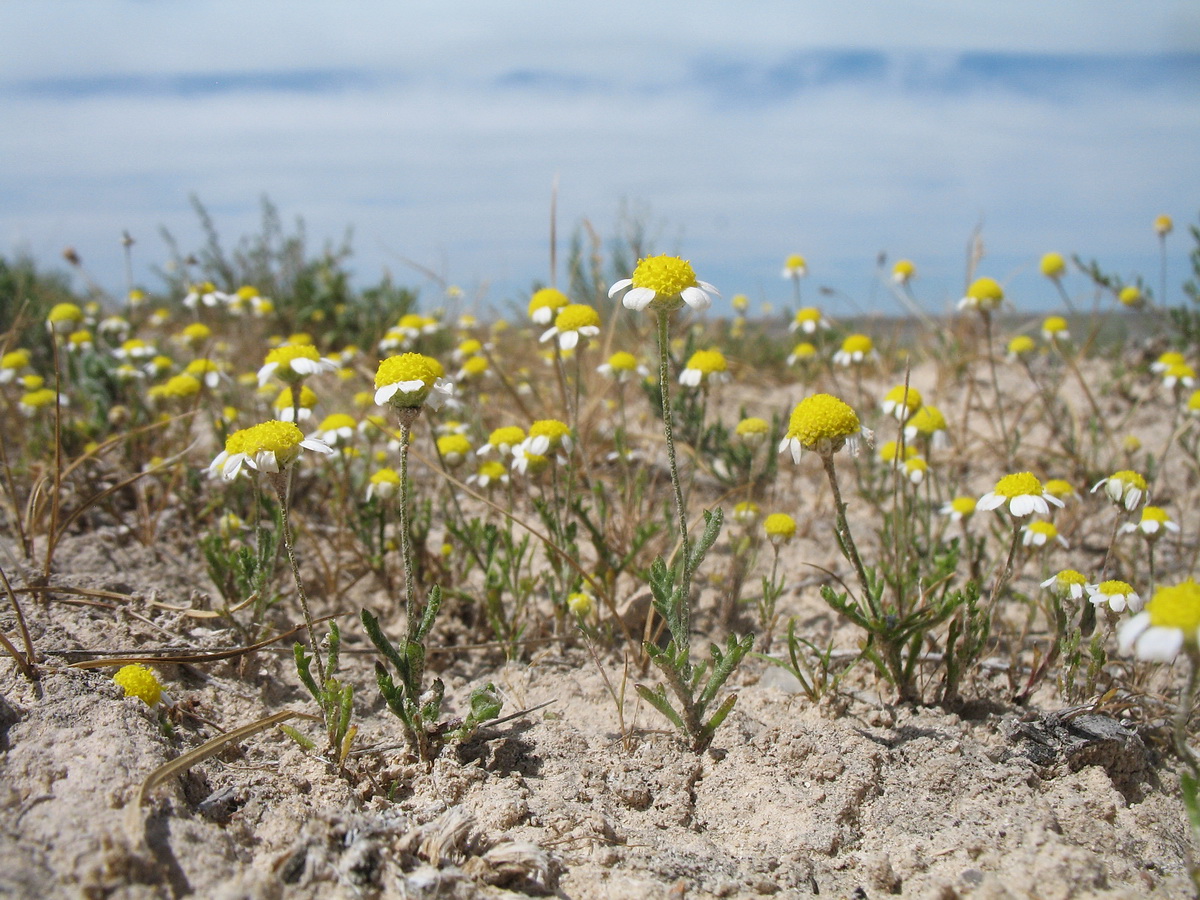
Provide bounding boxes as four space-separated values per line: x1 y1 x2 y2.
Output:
271 473 326 687
821 452 876 617
656 309 690 572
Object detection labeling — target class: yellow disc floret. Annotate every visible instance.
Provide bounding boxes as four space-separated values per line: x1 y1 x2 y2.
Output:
782 393 864 459
764 512 797 544
1148 580 1200 632
632 255 698 296
113 664 164 707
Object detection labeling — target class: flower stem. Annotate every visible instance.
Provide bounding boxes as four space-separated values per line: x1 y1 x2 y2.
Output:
271 473 326 687
821 453 876 617
656 309 690 569
982 312 1013 467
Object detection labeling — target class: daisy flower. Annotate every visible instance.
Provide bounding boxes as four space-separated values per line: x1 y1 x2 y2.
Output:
904 404 949 450
1040 252 1067 280
0 349 31 383
608 255 718 313
736 417 770 446
1041 569 1088 602
1118 285 1144 309
274 386 318 422
941 496 977 523
1041 316 1070 343
881 384 922 421
1088 580 1142 614
958 277 1004 313
46 302 84 334
257 344 337 387
310 413 358 447
66 330 93 353
1007 335 1036 362
878 440 917 468
184 358 226 389
832 334 876 367
113 664 167 708
97 315 130 341
209 419 333 480
366 467 402 501
114 338 156 361
1162 362 1196 392
1152 351 1187 374
374 353 454 411
528 419 573 455
892 259 915 284
598 351 647 382
679 349 730 387
478 425 526 457
779 393 871 462
787 342 818 366
183 282 228 309
733 501 760 525
148 374 201 403
1091 469 1148 510
540 303 601 350
904 456 928 485
468 460 510 490
1155 214 1174 237
511 438 550 476
978 472 1065 517
1120 506 1180 541
731 294 750 312
1021 520 1067 549
781 254 807 280
764 513 797 546
18 387 61 416
175 323 212 352
528 287 571 325
456 355 490 382
436 433 472 467
1119 579 1200 661
1043 479 1077 503
790 307 828 334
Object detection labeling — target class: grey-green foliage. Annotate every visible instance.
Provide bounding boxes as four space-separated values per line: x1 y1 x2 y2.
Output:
292 621 357 767
636 508 754 752
362 586 502 762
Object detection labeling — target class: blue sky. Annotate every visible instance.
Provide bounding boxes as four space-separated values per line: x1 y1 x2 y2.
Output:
2 1 1199 317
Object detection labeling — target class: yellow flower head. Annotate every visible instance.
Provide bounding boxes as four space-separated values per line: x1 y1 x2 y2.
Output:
437 433 473 466
892 259 915 284
113 664 164 707
567 591 594 617
736 417 770 444
979 472 1064 517
1121 580 1200 660
1022 520 1063 548
178 322 212 346
790 307 827 334
1042 569 1087 600
782 254 807 278
788 342 817 365
599 350 641 381
610 255 718 313
481 425 526 457
1043 479 1076 501
258 344 335 386
959 277 1004 312
210 419 333 480
1041 316 1069 341
1007 335 1036 359
148 373 202 402
764 512 797 545
366 467 402 501
528 287 571 324
0 348 31 373
19 387 59 414
943 496 977 521
542 303 601 350
47 302 84 332
1155 214 1174 237
733 500 760 523
529 419 573 455
1118 285 1143 308
274 385 319 421
780 393 868 461
833 333 875 367
374 353 452 410
731 293 749 312
1092 469 1147 510
680 348 729 387
879 440 918 465
881 384 922 420
1040 252 1066 279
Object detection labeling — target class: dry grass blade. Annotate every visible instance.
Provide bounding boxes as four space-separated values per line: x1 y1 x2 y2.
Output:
67 614 342 668
124 709 311 843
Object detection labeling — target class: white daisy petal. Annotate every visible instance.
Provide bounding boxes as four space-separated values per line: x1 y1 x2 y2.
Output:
622 287 655 311
607 278 633 299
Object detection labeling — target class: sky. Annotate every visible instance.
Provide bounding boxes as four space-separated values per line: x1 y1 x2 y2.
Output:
2 1 1199 318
